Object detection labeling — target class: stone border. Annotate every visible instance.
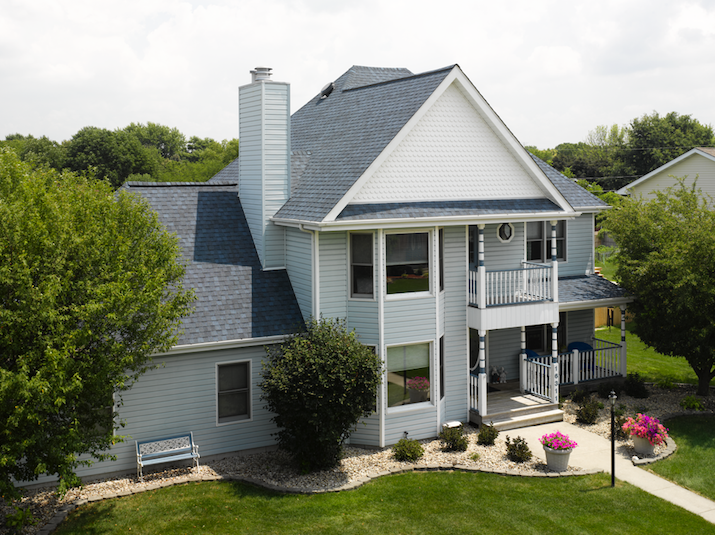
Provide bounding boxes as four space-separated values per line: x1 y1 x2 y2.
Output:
37 465 603 534
630 437 677 466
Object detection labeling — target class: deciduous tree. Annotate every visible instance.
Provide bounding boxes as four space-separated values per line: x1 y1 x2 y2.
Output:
0 148 195 499
604 179 715 396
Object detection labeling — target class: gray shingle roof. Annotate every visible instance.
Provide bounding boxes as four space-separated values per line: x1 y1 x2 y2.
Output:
208 158 239 182
559 275 629 305
276 65 455 222
336 199 562 221
124 181 303 345
529 154 608 210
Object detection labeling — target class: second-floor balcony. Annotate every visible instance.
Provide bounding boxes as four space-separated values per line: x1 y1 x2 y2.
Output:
468 262 555 308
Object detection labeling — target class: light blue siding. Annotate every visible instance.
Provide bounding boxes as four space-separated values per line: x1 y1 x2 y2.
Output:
285 226 312 320
348 300 379 346
319 231 348 320
487 327 521 381
483 222 525 270
383 297 436 345
442 225 469 423
384 407 438 444
561 214 594 276
567 309 594 344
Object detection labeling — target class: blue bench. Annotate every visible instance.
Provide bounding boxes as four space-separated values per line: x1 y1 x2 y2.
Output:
136 432 200 481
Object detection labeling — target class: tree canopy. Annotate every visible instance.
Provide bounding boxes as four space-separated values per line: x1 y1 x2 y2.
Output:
1 123 239 187
260 318 382 472
0 148 195 499
604 179 715 396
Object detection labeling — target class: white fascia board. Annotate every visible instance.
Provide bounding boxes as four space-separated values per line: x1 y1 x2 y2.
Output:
155 334 289 356
272 211 581 232
616 148 713 194
559 296 633 312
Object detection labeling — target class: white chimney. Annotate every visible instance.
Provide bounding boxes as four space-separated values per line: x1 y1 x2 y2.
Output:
239 67 291 270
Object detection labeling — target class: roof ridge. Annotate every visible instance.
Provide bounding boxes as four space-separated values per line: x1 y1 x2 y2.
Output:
342 64 456 92
124 181 238 188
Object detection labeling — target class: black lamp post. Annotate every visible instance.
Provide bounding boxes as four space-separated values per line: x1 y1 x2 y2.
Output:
609 390 617 487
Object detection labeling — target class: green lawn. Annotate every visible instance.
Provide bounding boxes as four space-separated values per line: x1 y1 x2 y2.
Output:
647 414 715 501
596 323 714 387
54 472 714 534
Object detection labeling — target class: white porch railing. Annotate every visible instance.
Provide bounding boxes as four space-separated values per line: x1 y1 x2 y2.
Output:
524 354 552 400
469 262 552 307
558 338 622 385
469 373 479 413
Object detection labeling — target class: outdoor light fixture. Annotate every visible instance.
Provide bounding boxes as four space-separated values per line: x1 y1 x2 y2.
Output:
609 390 617 487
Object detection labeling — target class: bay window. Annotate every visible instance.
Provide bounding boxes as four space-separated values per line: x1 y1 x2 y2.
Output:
387 343 431 407
386 232 430 294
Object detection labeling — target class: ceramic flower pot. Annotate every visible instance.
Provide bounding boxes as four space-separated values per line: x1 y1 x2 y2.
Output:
544 446 572 472
632 435 656 456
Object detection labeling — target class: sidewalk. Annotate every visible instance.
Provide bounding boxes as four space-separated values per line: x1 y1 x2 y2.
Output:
516 421 715 524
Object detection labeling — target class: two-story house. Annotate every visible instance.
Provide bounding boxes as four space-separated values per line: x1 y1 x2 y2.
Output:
53 64 632 483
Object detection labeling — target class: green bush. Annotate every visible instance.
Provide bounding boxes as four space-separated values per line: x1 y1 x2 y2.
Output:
393 438 424 462
576 397 602 424
477 422 499 446
680 395 705 411
624 372 650 399
657 377 676 390
260 318 382 472
505 436 532 463
5 506 36 533
571 389 590 404
439 425 468 452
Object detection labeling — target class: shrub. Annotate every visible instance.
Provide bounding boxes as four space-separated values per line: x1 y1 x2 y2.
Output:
393 438 424 462
680 395 705 411
477 422 499 446
470 452 480 461
657 377 676 390
439 425 468 452
576 397 602 424
571 389 589 404
624 372 650 399
260 318 382 472
505 435 532 463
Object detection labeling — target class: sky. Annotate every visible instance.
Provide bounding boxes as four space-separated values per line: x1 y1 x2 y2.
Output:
2 0 715 149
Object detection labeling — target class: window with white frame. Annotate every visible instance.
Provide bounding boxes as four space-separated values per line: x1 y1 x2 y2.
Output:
526 221 566 262
350 233 374 298
387 343 431 407
386 232 430 295
217 361 250 424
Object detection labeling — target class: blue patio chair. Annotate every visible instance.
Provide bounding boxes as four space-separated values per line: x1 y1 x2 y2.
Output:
568 342 595 372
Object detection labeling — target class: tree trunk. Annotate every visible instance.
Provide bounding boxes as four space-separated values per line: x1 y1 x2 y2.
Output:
696 372 712 397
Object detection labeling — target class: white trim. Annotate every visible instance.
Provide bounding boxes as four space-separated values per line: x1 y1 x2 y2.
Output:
617 148 715 195
496 222 515 243
559 297 633 311
272 211 580 231
157 334 288 356
378 229 386 448
215 359 253 426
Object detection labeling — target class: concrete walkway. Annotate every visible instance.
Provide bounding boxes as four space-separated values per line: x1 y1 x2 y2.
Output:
516 421 715 524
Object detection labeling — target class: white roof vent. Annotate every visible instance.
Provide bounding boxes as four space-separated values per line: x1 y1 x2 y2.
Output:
320 82 335 99
251 67 272 83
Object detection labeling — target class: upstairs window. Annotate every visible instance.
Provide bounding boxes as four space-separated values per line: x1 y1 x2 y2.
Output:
526 221 566 262
350 233 374 298
386 232 430 295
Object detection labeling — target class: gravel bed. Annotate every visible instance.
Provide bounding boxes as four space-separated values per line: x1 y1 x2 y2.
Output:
3 383 713 534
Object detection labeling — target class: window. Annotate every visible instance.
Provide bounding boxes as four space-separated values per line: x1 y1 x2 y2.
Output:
497 223 514 243
217 361 250 424
350 233 373 298
386 232 429 294
526 221 565 262
387 343 431 407
525 313 567 353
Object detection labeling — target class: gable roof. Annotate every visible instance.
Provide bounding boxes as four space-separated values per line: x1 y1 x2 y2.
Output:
122 181 303 346
275 64 581 227
617 147 715 195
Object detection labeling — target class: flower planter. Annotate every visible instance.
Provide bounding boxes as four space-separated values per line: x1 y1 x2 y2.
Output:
409 389 429 403
544 446 572 472
632 435 656 456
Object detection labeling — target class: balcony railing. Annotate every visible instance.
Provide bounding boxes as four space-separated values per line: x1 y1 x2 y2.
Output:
469 262 553 307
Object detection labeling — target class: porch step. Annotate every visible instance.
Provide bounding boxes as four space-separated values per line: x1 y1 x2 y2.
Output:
472 408 564 432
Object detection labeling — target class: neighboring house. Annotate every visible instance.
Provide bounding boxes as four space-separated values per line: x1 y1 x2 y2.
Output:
617 147 715 198
40 64 633 483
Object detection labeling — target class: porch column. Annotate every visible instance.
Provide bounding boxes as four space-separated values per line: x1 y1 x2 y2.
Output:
620 304 628 377
477 224 486 309
550 221 559 303
520 326 526 393
551 323 559 403
477 329 487 416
